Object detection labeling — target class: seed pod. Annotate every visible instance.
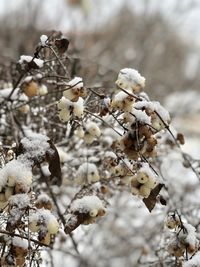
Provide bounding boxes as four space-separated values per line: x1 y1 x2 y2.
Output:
7 176 16 187
98 208 106 217
40 232 51 245
137 172 149 184
23 81 38 97
5 187 14 201
130 175 140 188
0 193 6 202
139 185 151 198
47 219 59 234
144 177 157 189
29 220 39 232
100 185 109 194
131 187 140 196
89 209 98 217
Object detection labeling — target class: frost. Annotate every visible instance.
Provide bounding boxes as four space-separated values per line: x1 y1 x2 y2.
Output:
71 196 104 214
12 236 28 249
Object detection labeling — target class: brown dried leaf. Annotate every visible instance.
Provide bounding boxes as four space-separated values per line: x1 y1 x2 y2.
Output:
177 133 185 145
55 38 69 54
143 184 164 212
46 140 62 186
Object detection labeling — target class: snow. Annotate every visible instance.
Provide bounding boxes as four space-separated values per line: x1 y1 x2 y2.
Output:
29 208 58 226
71 196 104 214
9 194 30 209
19 55 44 68
85 121 101 137
104 151 117 159
134 100 170 123
57 96 84 121
116 68 145 89
20 133 50 161
139 163 155 179
0 159 32 188
183 251 200 267
37 193 51 203
131 108 151 124
12 236 28 249
67 77 83 89
0 87 28 104
184 222 197 247
40 34 48 46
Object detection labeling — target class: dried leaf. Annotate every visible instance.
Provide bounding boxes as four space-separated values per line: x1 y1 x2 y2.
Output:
143 184 164 212
64 213 89 234
55 38 69 54
46 140 62 186
177 133 185 145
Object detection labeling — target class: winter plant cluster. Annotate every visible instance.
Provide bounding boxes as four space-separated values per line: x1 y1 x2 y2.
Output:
0 31 200 266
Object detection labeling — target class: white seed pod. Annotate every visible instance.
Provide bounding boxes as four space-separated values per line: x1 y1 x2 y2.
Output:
89 209 98 217
165 218 176 229
5 187 14 200
84 133 95 144
7 176 16 187
87 171 100 183
63 89 75 100
38 84 48 95
139 185 151 198
29 220 39 232
47 219 59 234
137 172 149 184
0 193 6 202
57 96 68 109
75 126 85 138
131 187 140 196
7 150 14 161
86 122 101 137
73 97 84 118
58 109 71 122
144 177 157 189
114 164 127 176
